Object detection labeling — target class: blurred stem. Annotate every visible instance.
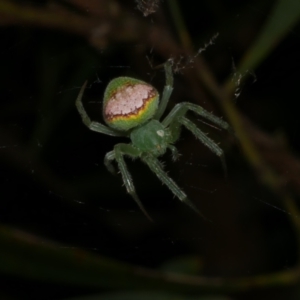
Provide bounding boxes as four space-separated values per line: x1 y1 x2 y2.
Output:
0 0 97 36
225 0 300 92
166 0 226 99
284 194 300 262
167 0 271 176
2 225 300 293
166 0 193 52
167 0 300 256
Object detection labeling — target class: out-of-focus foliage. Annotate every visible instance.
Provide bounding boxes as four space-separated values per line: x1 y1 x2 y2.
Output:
0 0 300 299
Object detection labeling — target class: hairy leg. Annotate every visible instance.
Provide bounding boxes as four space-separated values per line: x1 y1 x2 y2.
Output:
104 150 116 174
154 59 174 120
76 81 125 137
168 145 180 161
142 154 205 217
162 102 232 134
179 116 227 176
162 102 230 175
108 144 152 220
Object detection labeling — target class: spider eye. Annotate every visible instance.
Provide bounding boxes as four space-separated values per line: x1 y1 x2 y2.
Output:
156 129 164 137
103 77 159 131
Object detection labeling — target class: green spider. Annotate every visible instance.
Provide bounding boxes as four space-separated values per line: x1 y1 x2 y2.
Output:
76 60 231 220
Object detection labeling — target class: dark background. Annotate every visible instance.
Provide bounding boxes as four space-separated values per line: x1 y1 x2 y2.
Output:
0 0 300 299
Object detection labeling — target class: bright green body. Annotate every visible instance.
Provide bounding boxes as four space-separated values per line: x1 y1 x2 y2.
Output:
76 59 231 220
131 120 171 157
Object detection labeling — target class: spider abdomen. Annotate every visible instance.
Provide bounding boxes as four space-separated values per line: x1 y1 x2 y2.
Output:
103 77 159 132
130 120 170 157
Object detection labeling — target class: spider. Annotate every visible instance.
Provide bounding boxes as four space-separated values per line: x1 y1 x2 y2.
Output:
76 59 231 220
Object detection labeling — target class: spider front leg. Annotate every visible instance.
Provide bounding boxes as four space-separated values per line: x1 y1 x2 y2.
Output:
154 59 174 120
162 102 229 176
142 154 205 218
106 143 152 221
162 102 232 134
76 81 125 137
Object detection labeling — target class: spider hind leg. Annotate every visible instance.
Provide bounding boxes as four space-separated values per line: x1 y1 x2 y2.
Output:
179 116 227 177
142 154 205 218
162 102 229 177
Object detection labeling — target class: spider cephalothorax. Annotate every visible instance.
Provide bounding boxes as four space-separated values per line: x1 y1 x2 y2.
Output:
76 60 231 220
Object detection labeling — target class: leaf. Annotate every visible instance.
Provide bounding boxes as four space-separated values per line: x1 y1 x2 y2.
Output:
160 256 203 275
238 0 300 76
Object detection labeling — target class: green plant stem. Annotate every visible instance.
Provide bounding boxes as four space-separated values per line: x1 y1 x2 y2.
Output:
1 225 300 293
166 0 193 52
167 0 300 259
0 0 95 34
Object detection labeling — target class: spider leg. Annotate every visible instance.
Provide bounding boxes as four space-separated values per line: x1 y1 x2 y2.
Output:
76 81 125 137
162 102 232 134
112 144 152 221
104 151 116 175
154 59 174 120
179 116 227 176
162 102 231 176
168 145 180 161
142 154 205 218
